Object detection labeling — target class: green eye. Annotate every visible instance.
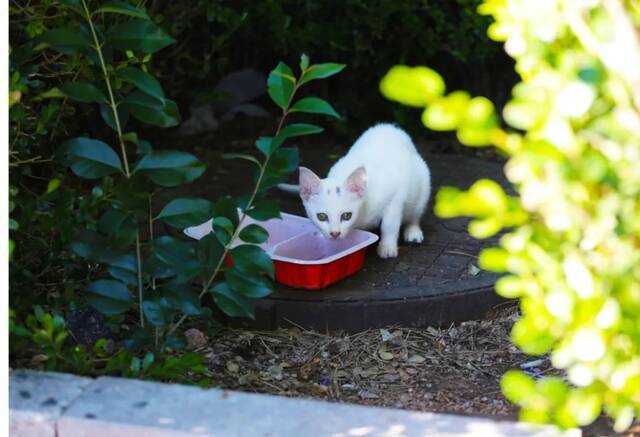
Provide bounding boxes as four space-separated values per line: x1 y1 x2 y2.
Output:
317 213 328 222
341 212 352 221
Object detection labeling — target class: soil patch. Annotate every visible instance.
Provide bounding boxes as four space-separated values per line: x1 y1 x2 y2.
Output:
194 305 529 417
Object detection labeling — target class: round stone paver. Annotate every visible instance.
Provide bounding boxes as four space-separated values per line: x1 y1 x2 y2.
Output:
225 151 510 332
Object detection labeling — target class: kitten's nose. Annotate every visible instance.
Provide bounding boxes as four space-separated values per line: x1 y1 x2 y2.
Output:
330 231 341 239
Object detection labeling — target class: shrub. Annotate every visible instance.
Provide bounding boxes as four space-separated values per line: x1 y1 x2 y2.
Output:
151 0 513 134
381 0 640 431
10 0 343 363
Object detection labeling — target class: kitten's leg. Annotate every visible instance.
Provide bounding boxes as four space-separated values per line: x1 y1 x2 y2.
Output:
403 178 430 243
377 203 403 258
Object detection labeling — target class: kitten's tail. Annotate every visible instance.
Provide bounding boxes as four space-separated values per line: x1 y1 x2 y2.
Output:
276 183 300 195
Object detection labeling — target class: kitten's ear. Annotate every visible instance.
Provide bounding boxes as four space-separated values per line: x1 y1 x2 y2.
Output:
344 166 367 198
299 167 321 201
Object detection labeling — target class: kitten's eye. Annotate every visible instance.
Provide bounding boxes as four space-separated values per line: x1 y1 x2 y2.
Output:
317 213 328 222
341 212 352 221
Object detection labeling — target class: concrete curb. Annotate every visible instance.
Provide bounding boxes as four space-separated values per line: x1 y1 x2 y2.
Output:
10 370 579 437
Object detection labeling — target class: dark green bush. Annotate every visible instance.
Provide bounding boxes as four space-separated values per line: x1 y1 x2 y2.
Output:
151 0 514 133
10 0 343 375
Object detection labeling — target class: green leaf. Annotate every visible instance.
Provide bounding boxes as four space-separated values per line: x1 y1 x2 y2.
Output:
106 254 137 286
37 28 91 55
9 219 19 231
213 217 234 236
99 103 129 131
256 124 323 158
300 53 310 71
260 147 299 190
222 153 261 167
278 123 324 140
213 196 239 228
98 209 137 246
153 236 201 283
111 177 151 214
122 132 139 144
422 91 470 131
565 389 602 426
71 229 109 260
255 137 277 158
60 137 123 178
94 1 150 20
161 282 203 316
239 224 269 244
134 151 205 187
143 299 175 327
226 268 273 298
59 0 84 15
117 67 164 101
37 87 66 99
144 256 175 281
86 279 132 316
231 244 274 279
106 20 175 54
246 199 281 221
137 140 153 155
211 218 232 246
380 65 445 107
46 178 61 195
501 370 536 404
512 317 555 355
142 352 155 371
495 275 523 298
291 97 340 118
478 247 509 272
300 63 346 85
210 282 254 318
123 91 180 127
60 82 107 103
267 62 295 109
198 232 225 280
157 198 213 228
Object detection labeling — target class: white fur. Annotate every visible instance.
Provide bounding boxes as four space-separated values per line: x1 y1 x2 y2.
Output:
288 123 431 259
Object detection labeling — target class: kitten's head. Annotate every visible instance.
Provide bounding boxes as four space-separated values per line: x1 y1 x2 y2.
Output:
298 166 367 239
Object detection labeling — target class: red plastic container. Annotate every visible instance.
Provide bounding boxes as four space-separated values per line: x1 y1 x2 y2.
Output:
184 212 379 290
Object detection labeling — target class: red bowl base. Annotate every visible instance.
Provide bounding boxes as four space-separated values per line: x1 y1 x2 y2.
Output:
274 248 368 290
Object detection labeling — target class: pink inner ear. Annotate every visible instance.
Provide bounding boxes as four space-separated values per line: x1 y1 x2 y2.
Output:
299 167 321 201
345 167 367 198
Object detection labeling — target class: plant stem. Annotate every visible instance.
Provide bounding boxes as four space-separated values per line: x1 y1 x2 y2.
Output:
81 0 130 178
81 0 145 330
166 83 301 338
149 195 156 291
135 231 145 328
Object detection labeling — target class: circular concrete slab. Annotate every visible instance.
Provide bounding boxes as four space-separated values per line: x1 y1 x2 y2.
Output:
229 152 508 332
167 136 508 331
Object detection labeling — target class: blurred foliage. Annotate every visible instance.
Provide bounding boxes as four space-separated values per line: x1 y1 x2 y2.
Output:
382 0 640 431
151 0 514 133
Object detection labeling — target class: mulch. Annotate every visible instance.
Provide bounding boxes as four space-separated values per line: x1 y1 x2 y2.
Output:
189 304 535 417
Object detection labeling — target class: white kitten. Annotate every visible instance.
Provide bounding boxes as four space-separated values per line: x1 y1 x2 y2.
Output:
278 123 431 258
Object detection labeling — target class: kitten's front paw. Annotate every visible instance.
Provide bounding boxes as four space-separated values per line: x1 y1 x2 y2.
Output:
377 242 398 258
403 225 424 243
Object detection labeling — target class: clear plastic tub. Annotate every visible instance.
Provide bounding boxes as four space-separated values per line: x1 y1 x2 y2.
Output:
184 212 379 289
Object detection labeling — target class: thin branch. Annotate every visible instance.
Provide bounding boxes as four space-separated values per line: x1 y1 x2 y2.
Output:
80 0 131 177
166 81 302 339
135 231 145 328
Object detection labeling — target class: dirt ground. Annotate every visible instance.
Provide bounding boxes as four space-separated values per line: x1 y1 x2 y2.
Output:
190 304 526 417
184 304 640 437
